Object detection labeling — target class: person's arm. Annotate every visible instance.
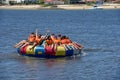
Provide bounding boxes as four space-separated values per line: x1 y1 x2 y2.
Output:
44 30 50 39
36 29 38 40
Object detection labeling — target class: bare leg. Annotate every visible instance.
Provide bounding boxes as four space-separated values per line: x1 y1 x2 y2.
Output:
29 42 38 50
73 42 83 49
20 42 29 48
14 40 27 48
74 42 83 47
61 44 68 50
51 44 54 49
70 43 79 49
53 44 57 51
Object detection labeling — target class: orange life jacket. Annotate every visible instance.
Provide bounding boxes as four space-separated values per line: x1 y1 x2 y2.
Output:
61 39 66 44
66 39 72 44
36 38 42 44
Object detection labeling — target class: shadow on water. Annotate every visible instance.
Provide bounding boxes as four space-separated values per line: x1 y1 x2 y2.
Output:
0 52 82 66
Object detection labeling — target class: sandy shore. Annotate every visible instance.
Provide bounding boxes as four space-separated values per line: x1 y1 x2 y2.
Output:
0 5 43 10
0 4 120 10
57 4 120 10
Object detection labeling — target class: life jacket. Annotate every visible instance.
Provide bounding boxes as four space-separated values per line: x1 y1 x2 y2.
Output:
66 39 72 44
61 39 66 44
54 39 61 44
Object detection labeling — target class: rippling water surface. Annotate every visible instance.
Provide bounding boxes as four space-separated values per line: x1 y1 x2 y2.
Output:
0 9 120 80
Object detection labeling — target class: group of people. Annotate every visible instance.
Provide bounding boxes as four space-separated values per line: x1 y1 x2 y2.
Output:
14 29 83 50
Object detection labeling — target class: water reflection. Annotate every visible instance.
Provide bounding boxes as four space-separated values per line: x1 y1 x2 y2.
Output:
17 55 81 69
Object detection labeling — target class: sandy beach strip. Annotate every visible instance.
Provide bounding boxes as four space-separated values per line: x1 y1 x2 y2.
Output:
0 4 120 10
0 5 44 10
57 4 120 10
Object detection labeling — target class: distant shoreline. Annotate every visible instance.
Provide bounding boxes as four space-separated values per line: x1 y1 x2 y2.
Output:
0 4 120 10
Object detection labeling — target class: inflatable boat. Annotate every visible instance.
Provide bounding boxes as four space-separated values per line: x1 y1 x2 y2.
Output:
17 45 82 58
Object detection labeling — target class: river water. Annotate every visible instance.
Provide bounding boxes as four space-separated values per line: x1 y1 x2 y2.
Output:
0 9 120 80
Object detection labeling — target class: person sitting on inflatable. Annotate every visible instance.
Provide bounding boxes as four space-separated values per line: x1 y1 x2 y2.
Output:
46 35 53 46
29 29 46 50
14 32 36 48
29 29 52 50
60 35 71 50
60 35 83 50
65 36 83 49
29 34 43 50
50 34 61 49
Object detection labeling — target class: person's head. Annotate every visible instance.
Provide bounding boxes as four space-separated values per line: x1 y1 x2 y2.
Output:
31 32 35 34
58 34 62 38
51 34 54 36
47 36 51 40
61 36 65 40
38 34 42 38
51 34 57 39
30 32 35 36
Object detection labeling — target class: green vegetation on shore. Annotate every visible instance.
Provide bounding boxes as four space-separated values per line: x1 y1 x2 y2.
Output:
0 0 120 6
